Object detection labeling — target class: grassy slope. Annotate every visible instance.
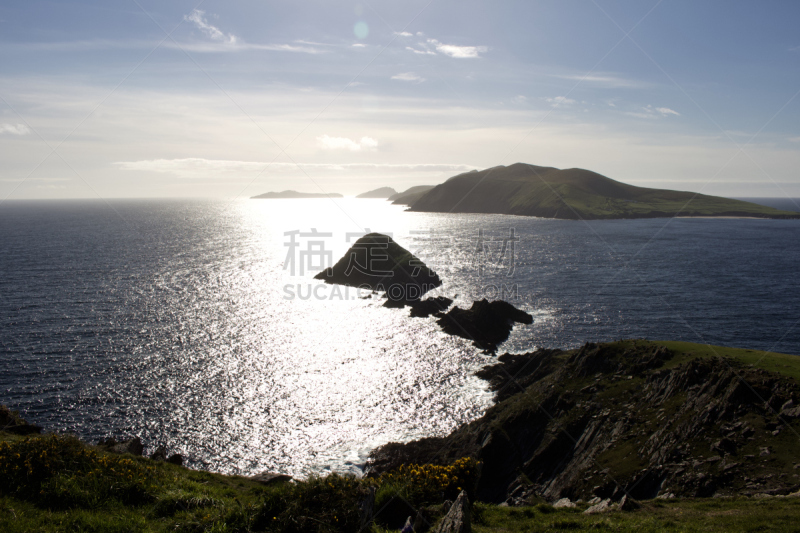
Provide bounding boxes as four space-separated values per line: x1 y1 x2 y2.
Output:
409 164 799 219
2 340 799 532
472 497 800 532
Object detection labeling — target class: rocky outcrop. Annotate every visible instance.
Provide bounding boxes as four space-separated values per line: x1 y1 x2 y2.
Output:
0 406 42 435
98 436 144 456
315 233 441 303
367 340 800 504
436 299 533 353
432 490 470 533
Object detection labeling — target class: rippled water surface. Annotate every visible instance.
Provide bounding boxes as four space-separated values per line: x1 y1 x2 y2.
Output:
2 198 799 476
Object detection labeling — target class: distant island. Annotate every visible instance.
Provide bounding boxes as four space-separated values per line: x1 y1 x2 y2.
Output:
356 187 397 199
407 163 800 219
389 185 435 205
251 190 343 199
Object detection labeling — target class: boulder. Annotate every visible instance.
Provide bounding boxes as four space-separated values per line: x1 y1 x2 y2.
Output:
432 490 470 533
583 498 613 514
249 472 293 485
99 437 144 456
315 233 441 303
436 299 533 352
553 498 576 508
167 453 184 466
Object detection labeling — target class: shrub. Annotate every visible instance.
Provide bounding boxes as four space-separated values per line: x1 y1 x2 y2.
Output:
0 434 160 508
252 473 368 533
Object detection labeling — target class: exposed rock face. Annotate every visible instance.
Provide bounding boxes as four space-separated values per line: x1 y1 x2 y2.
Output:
436 299 533 353
0 406 42 435
366 341 800 503
315 233 441 303
432 490 470 533
99 437 144 456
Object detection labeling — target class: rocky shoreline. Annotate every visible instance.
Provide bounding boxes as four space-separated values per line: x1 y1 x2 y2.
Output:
366 340 800 506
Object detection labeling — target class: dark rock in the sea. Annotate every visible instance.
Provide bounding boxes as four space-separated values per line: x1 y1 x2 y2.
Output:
436 299 532 352
389 296 453 317
147 445 183 465
0 405 42 435
99 436 144 456
167 453 184 466
249 472 293 485
432 490 470 533
150 445 167 461
315 233 441 303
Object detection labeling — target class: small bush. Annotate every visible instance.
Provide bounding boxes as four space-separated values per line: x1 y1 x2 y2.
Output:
252 473 368 533
0 434 160 508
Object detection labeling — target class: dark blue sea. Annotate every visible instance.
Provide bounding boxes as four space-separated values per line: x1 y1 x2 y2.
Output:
1 198 799 476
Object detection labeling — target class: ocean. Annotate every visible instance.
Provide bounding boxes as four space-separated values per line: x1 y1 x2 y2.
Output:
1 197 799 477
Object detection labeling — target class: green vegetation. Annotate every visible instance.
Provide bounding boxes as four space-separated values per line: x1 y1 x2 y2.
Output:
472 497 800 532
409 163 800 219
3 340 800 531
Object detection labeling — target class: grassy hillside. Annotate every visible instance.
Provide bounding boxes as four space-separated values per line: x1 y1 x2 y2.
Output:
3 340 800 532
409 163 800 219
389 185 435 205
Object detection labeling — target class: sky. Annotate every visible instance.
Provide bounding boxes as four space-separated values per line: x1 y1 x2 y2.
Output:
1 0 799 199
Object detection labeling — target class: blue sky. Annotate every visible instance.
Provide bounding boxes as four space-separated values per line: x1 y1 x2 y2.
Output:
1 0 799 199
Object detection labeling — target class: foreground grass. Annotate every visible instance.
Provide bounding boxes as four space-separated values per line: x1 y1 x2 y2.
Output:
472 497 800 532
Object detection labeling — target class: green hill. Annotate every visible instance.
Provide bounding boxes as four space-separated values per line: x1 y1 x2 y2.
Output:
389 185 435 205
408 163 800 219
356 187 397 199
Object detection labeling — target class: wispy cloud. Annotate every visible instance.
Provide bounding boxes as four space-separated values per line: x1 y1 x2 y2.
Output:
4 39 325 54
317 135 378 151
114 158 476 178
790 45 800 52
0 123 31 135
625 105 680 119
185 10 237 45
404 38 486 58
546 96 576 107
427 38 486 58
551 72 647 89
391 72 425 83
394 31 413 37
656 107 680 116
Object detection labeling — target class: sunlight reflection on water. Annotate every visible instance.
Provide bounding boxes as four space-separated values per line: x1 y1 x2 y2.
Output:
2 198 799 478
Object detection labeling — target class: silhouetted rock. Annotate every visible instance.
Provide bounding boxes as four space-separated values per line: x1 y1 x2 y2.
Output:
436 299 532 352
150 445 168 461
405 296 453 317
167 453 183 466
315 233 441 303
0 405 42 435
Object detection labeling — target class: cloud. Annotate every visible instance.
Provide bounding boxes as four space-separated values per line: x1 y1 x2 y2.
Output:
427 39 487 58
625 105 680 119
550 73 647 89
391 72 425 82
790 46 800 52
512 95 528 104
546 96 576 107
186 10 237 45
114 158 476 178
394 31 413 37
406 45 436 55
317 135 379 151
656 107 680 116
0 123 31 135
788 137 800 143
